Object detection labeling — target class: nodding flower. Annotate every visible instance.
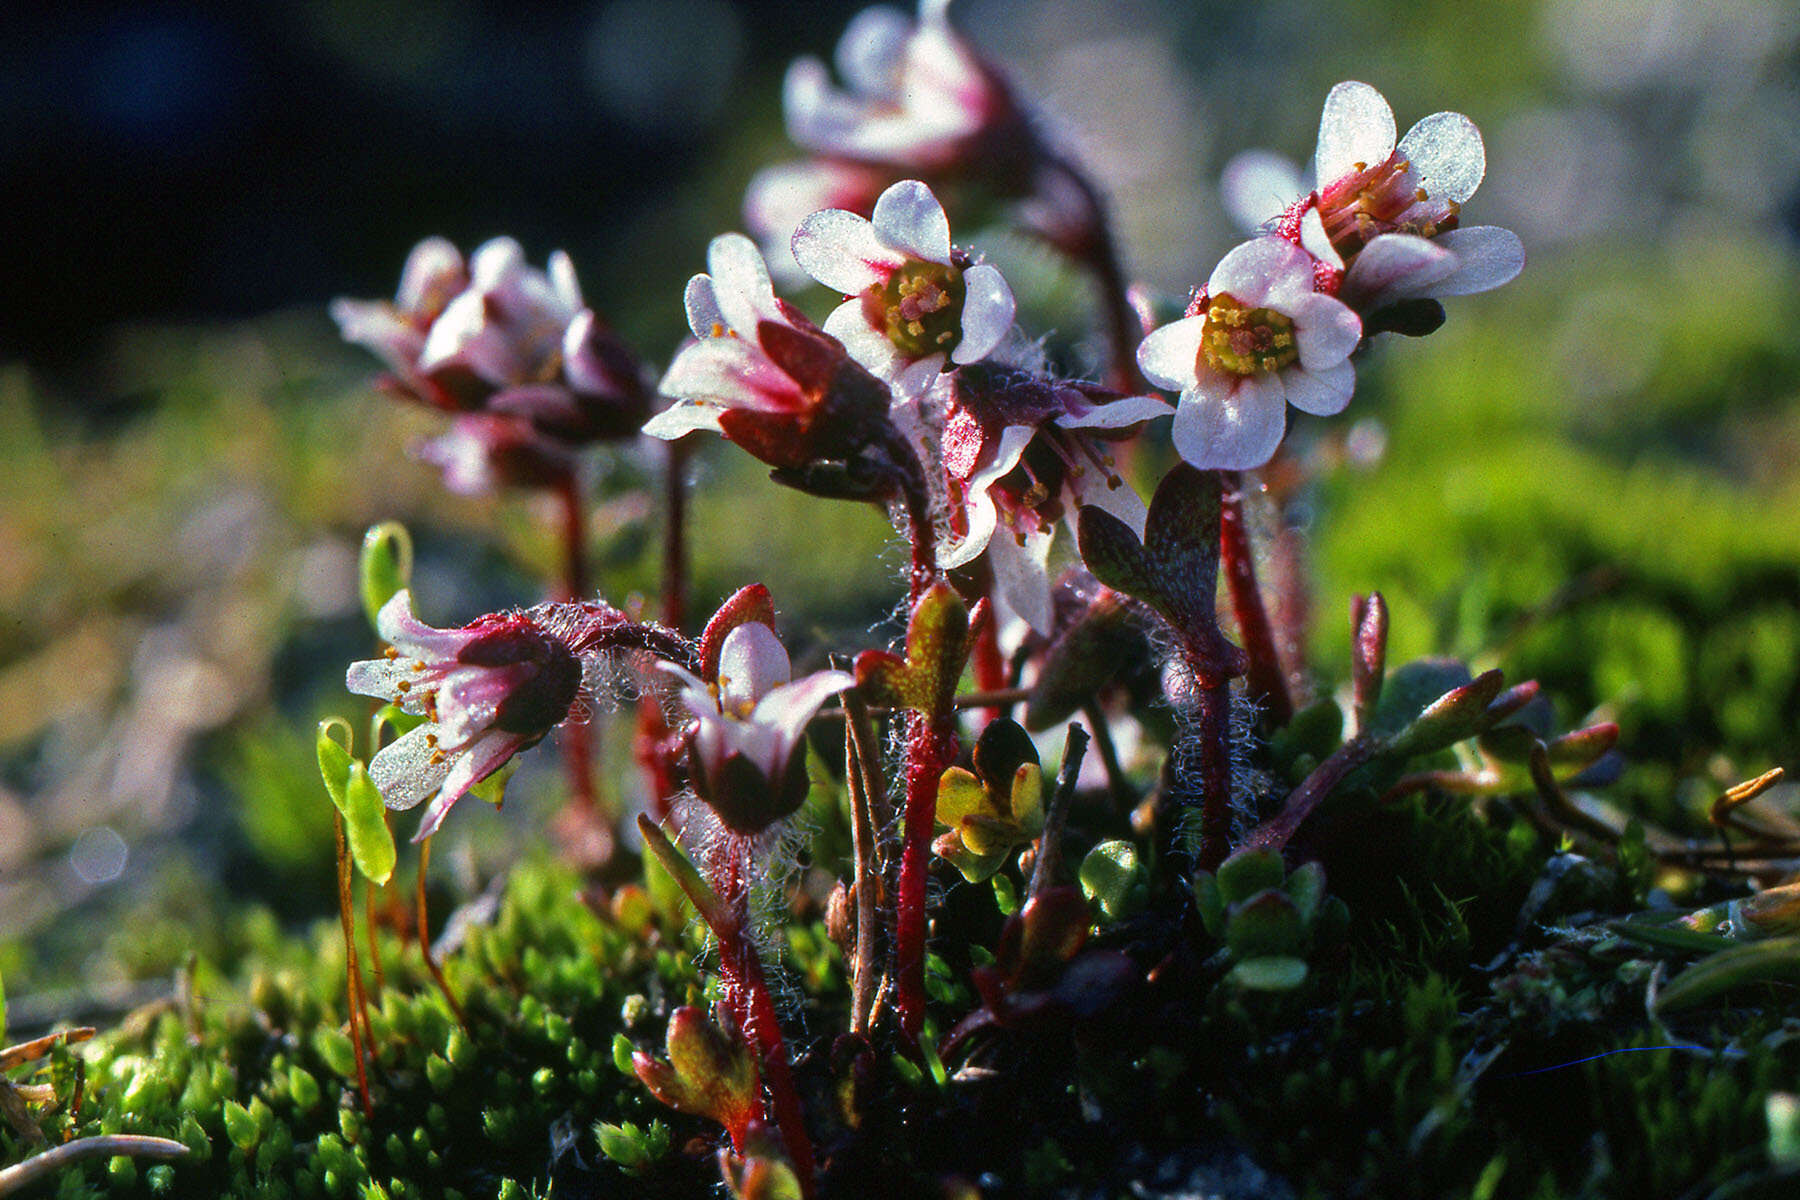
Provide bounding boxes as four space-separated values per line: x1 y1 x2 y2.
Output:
345 590 590 840
333 237 651 456
646 233 899 474
1221 81 1523 317
660 618 852 835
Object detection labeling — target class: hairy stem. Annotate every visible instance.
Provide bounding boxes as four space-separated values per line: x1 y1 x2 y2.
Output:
1189 668 1235 872
555 478 602 823
663 439 689 631
895 708 956 1044
333 813 374 1119
1219 473 1292 725
843 693 887 1038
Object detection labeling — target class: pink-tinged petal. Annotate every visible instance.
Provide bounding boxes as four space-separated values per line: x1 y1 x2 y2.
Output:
642 400 726 441
706 234 781 336
752 669 855 767
1414 226 1524 297
892 353 946 397
395 237 467 315
793 209 899 294
345 656 418 705
684 274 728 339
1282 359 1355 416
968 423 1035 492
1208 236 1310 309
330 299 425 374
412 731 525 842
1299 207 1342 269
547 250 584 312
1339 233 1456 309
1398 111 1485 205
468 237 527 289
951 263 1015 364
1069 469 1148 538
938 487 999 570
871 180 952 264
835 5 913 92
988 521 1055 635
1287 293 1363 370
1171 369 1288 472
416 423 498 496
368 723 454 812
436 662 534 747
659 337 806 413
657 661 721 727
1136 316 1206 391
717 622 793 710
822 301 905 378
1221 150 1306 232
1058 392 1174 431
373 590 473 661
1314 81 1396 185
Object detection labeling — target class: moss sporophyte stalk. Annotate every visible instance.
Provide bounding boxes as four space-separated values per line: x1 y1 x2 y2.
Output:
12 3 1798 1199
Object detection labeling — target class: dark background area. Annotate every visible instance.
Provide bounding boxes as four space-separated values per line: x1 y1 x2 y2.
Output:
4 0 865 370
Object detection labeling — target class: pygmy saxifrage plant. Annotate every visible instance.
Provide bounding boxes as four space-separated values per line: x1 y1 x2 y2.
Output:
236 2 1800 1197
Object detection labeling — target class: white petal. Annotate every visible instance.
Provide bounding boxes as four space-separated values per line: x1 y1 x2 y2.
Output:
951 263 1015 364
988 523 1055 636
1135 316 1206 391
793 209 899 294
1299 207 1342 269
717 622 792 710
657 661 721 724
1314 81 1396 185
872 179 953 264
436 662 532 748
468 237 526 288
706 234 780 337
823 300 904 379
1069 469 1148 537
1171 370 1288 472
892 353 947 397
1057 393 1173 430
684 274 727 338
345 656 417 704
1288 293 1363 369
374 590 470 661
1281 359 1355 416
1221 150 1306 232
1339 233 1456 310
1208 236 1309 308
835 5 913 92
368 723 454 812
938 488 999 570
642 400 726 440
659 337 804 412
752 669 855 770
1413 226 1524 297
547 250 584 312
1398 111 1486 206
395 237 467 314
412 731 525 842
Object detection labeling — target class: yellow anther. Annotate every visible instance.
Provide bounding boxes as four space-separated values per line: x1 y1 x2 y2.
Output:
384 646 399 659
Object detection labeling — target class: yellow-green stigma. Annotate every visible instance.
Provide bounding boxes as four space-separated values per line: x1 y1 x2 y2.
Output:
1199 294 1298 376
880 260 966 359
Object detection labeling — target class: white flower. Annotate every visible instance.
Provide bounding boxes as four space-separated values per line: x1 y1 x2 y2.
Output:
1136 237 1362 472
345 590 586 841
792 179 1016 394
1221 81 1524 314
784 1 1022 175
660 622 853 833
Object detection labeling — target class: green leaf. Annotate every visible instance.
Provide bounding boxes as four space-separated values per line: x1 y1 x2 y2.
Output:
342 761 396 886
469 757 518 810
1654 936 1800 1013
317 717 355 813
1216 847 1286 905
1078 840 1145 921
359 521 413 630
0 961 7 1045
1227 956 1310 991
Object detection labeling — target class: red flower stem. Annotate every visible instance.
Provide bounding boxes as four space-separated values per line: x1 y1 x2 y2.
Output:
1238 736 1379 856
1218 473 1292 726
900 468 937 603
554 476 601 820
663 439 689 631
895 708 956 1045
673 826 815 1197
1189 664 1234 872
416 836 467 1028
1039 154 1146 394
333 813 374 1120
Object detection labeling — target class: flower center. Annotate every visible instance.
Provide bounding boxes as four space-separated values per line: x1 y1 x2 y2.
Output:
879 260 966 359
1199 295 1298 376
1315 150 1461 259
460 624 583 737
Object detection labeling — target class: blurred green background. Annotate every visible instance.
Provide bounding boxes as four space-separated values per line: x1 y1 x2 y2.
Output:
3 0 1796 1031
